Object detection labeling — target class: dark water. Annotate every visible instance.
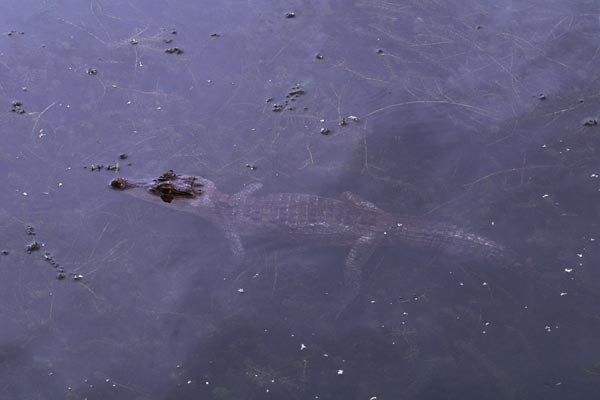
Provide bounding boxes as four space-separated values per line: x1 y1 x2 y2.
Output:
1 1 600 399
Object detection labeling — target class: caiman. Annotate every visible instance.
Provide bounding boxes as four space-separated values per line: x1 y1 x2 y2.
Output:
110 170 519 306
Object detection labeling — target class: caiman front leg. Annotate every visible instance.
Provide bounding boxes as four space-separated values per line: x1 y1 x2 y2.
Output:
233 182 263 202
341 191 383 212
339 231 381 311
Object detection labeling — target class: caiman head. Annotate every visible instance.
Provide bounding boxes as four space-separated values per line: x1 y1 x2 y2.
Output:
109 170 219 213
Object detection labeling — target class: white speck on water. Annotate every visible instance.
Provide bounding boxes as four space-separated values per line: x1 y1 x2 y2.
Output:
397 223 403 227
23 192 28 196
348 115 359 121
564 268 573 273
544 326 552 332
337 369 344 375
560 292 568 296
591 238 596 242
319 119 325 123
592 174 599 178
187 380 192 384
300 343 307 350
542 144 547 148
323 353 329 357
237 288 244 293
482 282 488 286
577 253 583 258
542 194 549 198
403 311 408 315
205 381 209 385
370 300 376 304
459 282 464 286
485 322 490 326
126 100 132 105
58 182 63 187
491 221 495 226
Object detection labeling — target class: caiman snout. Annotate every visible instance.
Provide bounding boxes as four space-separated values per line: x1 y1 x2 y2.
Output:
110 177 128 190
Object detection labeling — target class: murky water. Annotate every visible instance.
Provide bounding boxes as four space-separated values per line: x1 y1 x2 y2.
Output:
1 1 600 399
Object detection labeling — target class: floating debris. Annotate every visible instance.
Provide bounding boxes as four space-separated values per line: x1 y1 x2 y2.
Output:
165 47 184 54
339 118 347 126
26 241 40 253
285 12 296 18
86 68 98 75
1 250 9 255
315 53 324 60
56 273 66 280
237 288 245 293
11 101 25 114
25 225 36 236
538 93 546 100
163 38 173 44
7 30 25 36
210 33 221 38
376 49 385 55
337 369 344 375
73 274 84 281
266 97 274 103
130 38 139 45
288 89 305 97
85 164 104 171
245 164 257 170
320 127 332 135
583 118 598 126
347 115 359 122
272 103 284 112
107 163 120 172
119 153 128 160
43 252 60 268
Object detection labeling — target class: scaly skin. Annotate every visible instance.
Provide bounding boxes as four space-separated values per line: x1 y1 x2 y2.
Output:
110 171 518 307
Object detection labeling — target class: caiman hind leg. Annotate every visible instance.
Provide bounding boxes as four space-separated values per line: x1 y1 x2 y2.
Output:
337 232 381 315
222 225 245 268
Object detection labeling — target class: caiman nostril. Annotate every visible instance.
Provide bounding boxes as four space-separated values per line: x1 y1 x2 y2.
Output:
110 177 127 189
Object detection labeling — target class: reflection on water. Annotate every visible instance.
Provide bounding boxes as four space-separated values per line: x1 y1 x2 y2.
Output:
1 0 600 399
